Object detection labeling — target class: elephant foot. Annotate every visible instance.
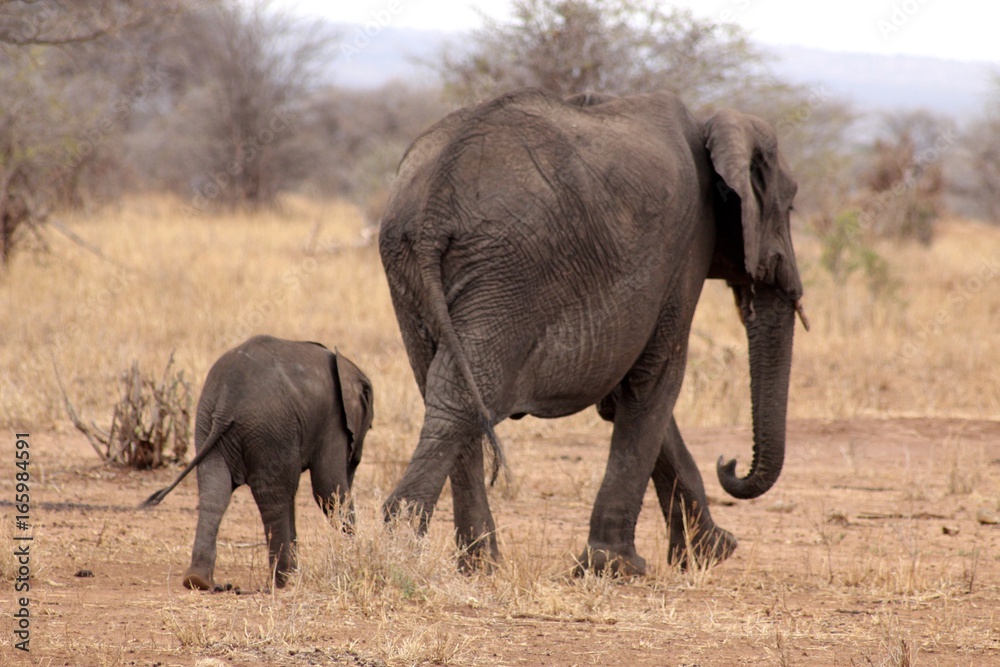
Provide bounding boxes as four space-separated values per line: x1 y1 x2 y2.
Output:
457 550 498 575
456 537 500 575
573 545 646 577
382 495 430 534
182 568 214 591
273 569 294 588
668 524 737 570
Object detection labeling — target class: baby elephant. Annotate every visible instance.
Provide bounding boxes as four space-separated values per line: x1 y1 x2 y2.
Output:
141 335 374 590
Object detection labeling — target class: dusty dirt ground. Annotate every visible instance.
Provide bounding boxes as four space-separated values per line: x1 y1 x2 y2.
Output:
3 417 1000 666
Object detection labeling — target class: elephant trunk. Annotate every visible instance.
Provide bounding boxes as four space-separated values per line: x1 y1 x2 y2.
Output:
717 284 795 499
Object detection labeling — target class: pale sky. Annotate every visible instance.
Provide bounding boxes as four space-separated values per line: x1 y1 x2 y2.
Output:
294 0 1000 63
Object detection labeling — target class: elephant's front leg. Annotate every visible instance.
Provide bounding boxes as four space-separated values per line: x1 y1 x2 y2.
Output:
250 478 299 588
450 437 498 572
652 417 736 569
577 396 668 576
578 334 697 576
309 437 353 531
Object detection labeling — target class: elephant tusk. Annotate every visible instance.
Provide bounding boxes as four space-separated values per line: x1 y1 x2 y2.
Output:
794 299 811 332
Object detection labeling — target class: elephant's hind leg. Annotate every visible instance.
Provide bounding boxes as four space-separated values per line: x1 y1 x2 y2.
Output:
450 437 499 572
652 417 736 569
384 351 493 543
184 451 233 590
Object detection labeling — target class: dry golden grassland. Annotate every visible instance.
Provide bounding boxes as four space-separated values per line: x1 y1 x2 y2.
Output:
0 196 999 666
4 196 998 431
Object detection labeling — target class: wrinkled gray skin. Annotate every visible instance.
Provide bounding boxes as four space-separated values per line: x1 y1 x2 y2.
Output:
379 88 805 575
141 335 374 589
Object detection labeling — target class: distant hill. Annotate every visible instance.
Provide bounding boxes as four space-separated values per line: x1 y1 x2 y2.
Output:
331 26 449 90
767 45 995 121
331 25 996 121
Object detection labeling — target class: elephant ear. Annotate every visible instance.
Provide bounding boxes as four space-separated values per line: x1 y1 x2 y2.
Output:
333 351 374 460
704 109 802 299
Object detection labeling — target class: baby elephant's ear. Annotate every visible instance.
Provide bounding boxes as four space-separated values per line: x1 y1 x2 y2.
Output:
333 352 374 447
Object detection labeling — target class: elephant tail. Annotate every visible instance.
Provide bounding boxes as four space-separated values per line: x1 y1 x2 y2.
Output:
418 241 509 486
139 414 233 508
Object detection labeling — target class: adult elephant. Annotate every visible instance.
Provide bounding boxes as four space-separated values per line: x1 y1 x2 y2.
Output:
379 88 807 574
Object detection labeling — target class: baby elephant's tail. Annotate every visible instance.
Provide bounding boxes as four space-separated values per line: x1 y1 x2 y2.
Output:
139 417 232 508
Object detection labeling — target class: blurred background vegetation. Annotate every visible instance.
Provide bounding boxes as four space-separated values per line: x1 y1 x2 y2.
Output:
1 0 998 267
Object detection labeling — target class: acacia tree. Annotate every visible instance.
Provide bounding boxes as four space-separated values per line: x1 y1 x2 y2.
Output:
433 0 856 223
160 0 337 212
0 0 174 46
299 82 451 226
957 72 1000 224
436 0 768 107
857 110 952 244
0 0 339 265
0 0 182 267
962 120 1000 222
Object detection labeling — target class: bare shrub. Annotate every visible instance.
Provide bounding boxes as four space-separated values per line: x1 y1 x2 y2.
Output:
59 354 192 469
856 111 953 244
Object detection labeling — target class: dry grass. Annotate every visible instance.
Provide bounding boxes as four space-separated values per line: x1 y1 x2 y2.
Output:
682 216 1000 427
2 198 998 433
1 197 999 665
9 422 1000 665
0 195 426 479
